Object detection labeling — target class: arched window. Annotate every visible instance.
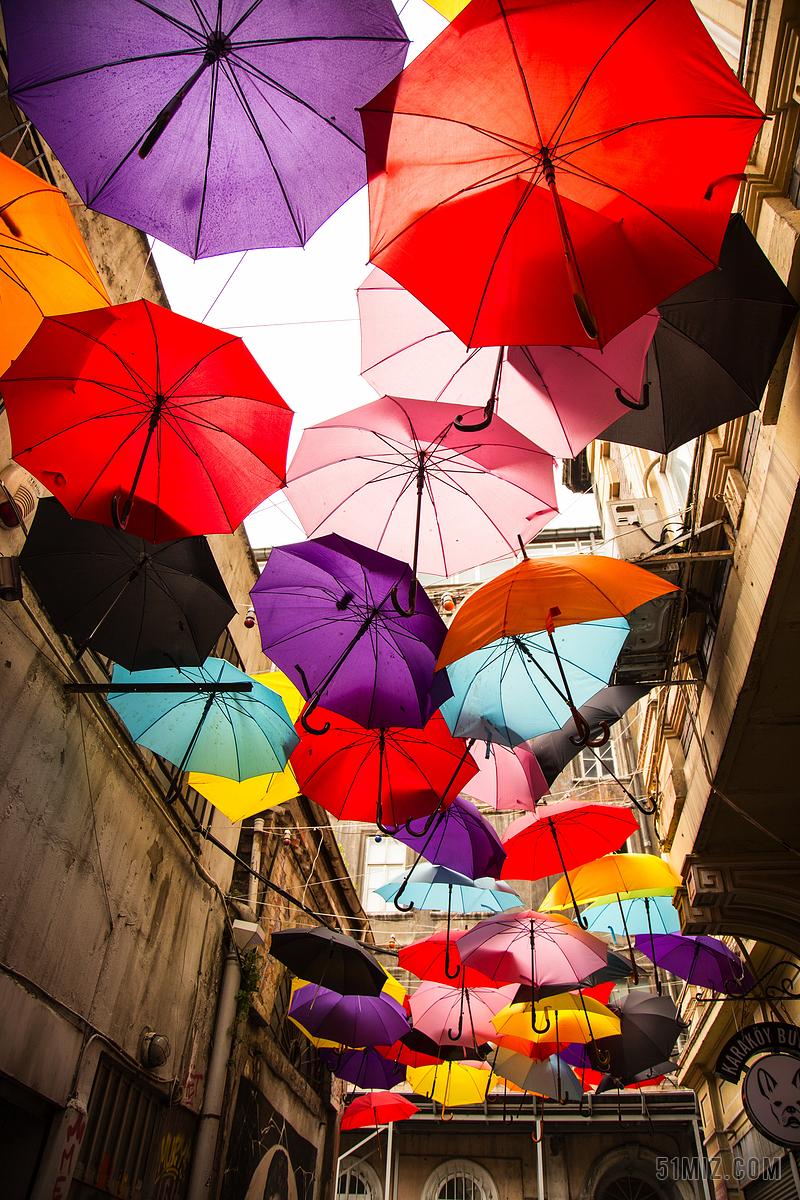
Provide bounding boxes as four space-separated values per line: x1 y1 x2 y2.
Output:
423 1160 499 1200
338 1164 378 1199
599 1179 666 1200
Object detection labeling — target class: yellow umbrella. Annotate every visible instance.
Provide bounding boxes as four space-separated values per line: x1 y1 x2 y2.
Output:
189 671 304 821
0 154 110 376
539 854 681 912
407 1060 496 1114
424 0 470 18
491 993 620 1044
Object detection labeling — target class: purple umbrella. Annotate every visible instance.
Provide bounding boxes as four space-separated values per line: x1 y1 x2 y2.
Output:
634 933 754 995
393 796 506 879
320 1046 406 1089
289 983 410 1049
5 1 408 259
250 534 451 734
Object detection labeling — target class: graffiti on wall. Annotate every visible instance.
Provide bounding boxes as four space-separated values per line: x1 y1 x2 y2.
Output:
220 1078 318 1200
154 1132 192 1200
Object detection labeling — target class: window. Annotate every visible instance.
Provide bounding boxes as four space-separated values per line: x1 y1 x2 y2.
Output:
739 410 761 486
599 1179 665 1200
338 1167 375 1198
575 739 617 781
268 973 327 1093
423 1161 498 1200
364 836 407 912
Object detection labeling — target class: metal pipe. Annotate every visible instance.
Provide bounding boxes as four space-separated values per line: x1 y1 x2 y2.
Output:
186 950 241 1200
536 1115 545 1200
385 1118 394 1200
248 818 264 911
691 1115 714 1200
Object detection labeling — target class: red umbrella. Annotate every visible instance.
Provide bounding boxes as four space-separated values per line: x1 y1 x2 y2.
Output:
341 1092 419 1131
375 1031 444 1070
362 0 763 349
290 707 478 831
399 930 502 990
3 299 293 542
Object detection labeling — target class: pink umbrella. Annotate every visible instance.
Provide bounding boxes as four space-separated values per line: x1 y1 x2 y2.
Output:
284 396 557 603
409 980 518 1047
457 910 609 994
358 268 659 456
460 742 548 813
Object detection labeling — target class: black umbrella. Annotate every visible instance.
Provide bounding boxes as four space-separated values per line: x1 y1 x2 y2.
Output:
19 498 236 671
600 214 799 453
589 991 686 1084
269 927 387 997
531 685 651 786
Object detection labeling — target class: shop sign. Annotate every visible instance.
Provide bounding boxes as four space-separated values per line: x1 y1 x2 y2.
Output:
715 1022 800 1149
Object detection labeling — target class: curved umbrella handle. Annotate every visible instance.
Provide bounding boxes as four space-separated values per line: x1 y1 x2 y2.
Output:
568 710 610 749
444 901 461 980
593 1042 611 1069
532 1008 551 1036
390 577 417 618
615 383 650 411
453 398 495 433
579 1092 591 1119
403 798 444 839
300 693 330 737
447 1011 464 1042
392 872 415 913
440 1105 454 1122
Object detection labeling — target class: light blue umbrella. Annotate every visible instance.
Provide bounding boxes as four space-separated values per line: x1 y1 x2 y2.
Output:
582 896 681 941
439 618 631 748
375 863 522 915
108 658 299 781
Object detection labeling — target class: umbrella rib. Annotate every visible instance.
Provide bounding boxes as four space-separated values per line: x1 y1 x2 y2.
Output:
496 0 544 148
11 48 205 94
132 0 208 42
192 58 222 260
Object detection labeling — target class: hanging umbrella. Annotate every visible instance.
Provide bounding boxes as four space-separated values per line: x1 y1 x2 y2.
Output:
341 1092 419 1132
3 299 293 542
440 617 631 748
587 992 686 1082
376 1030 445 1070
600 214 800 452
19 498 236 671
374 864 521 922
488 1034 564 1063
460 742 548 812
540 855 681 912
287 982 410 1048
290 707 477 833
362 0 763 349
392 796 506 879
0 153 110 377
399 931 501 992
406 1061 495 1110
582 896 681 940
251 534 450 733
188 672 305 822
320 1046 406 1090
410 981 518 1048
284 395 558 591
531 685 653 787
270 928 388 997
107 658 298 782
491 1048 583 1101
358 268 658 451
633 933 753 995
5 0 409 260
492 993 621 1045
456 910 610 993
499 802 639 919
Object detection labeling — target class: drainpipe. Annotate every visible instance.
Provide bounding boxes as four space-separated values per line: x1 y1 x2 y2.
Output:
248 818 264 911
691 1115 714 1200
186 950 241 1200
536 1117 545 1200
385 1118 394 1200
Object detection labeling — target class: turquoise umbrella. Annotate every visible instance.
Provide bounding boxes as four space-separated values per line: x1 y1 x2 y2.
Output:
108 658 299 782
375 863 522 915
582 896 681 941
440 618 631 748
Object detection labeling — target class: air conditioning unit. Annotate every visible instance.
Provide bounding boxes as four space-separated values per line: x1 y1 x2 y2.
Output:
604 498 664 561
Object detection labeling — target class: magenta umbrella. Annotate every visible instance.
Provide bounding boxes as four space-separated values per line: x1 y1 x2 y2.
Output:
460 742 548 813
357 268 658 456
284 396 557 604
457 910 609 995
410 980 518 1047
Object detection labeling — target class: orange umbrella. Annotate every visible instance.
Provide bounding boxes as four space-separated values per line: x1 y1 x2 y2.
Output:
437 555 678 669
0 155 109 375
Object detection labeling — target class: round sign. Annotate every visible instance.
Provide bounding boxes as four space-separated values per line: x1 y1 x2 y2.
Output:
742 1053 800 1148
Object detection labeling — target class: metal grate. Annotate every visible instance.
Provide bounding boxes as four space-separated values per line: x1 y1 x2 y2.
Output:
437 1166 488 1200
72 1056 161 1197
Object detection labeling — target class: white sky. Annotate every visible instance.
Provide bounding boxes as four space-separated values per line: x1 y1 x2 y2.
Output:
151 0 599 558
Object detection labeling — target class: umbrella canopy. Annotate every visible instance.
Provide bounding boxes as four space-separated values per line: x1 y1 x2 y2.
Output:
457 910 610 991
500 801 639 882
440 618 631 748
600 214 800 452
492 993 621 1044
588 991 686 1081
633 933 753 994
5 0 409 260
284 395 558 581
376 1029 445 1070
531 685 652 786
341 1092 419 1132
270 928 388 997
0 153 110 377
406 1061 495 1108
460 742 548 812
20 498 236 671
540 855 681 912
399 931 501 992
107 658 299 781
290 708 477 831
392 796 506 879
188 672 304 822
491 1048 583 1100
362 0 763 349
287 982 410 1048
358 268 658 456
320 1046 407 1090
438 556 678 670
374 863 521 915
583 896 681 940
3 299 293 542
251 534 450 732
410 981 518 1048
